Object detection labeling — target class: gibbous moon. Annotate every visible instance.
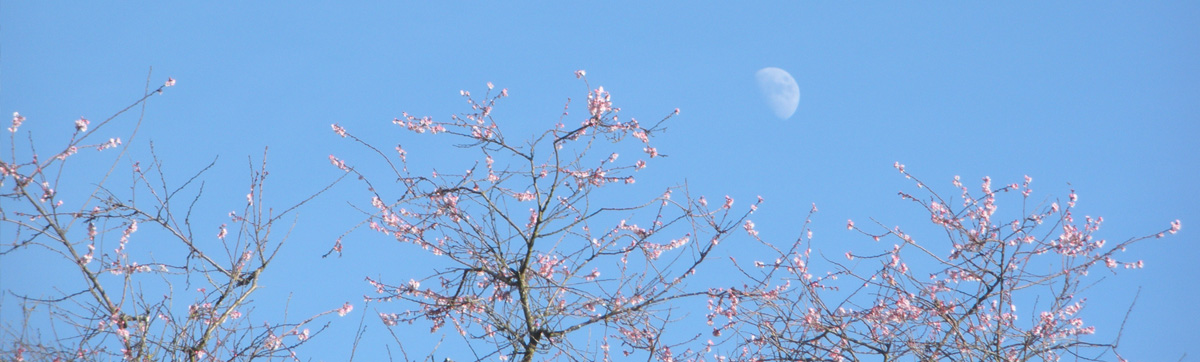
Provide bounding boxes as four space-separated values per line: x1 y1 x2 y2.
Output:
755 67 800 120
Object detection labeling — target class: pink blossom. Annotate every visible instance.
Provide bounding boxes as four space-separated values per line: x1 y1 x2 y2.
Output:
8 112 24 133
723 195 734 209
78 244 95 265
514 192 536 202
39 182 56 203
75 117 90 132
329 155 349 171
98 138 122 150
56 146 78 160
893 162 905 173
217 224 227 239
380 313 400 326
575 69 586 78
264 334 282 350
803 308 820 327
164 77 176 87
846 219 855 230
632 130 649 143
119 221 138 244
336 302 354 316
588 87 612 117
331 123 348 137
487 81 494 90
1170 219 1182 234
395 145 407 162
744 220 759 237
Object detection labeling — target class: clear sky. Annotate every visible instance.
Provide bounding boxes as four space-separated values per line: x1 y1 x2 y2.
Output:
2 2 1197 361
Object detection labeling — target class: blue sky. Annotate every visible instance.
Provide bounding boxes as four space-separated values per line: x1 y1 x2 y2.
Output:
2 2 1197 361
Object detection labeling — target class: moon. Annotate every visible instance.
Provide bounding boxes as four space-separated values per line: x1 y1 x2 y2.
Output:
755 67 800 120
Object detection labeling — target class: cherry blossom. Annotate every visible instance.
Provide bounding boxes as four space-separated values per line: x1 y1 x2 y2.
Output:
336 302 354 316
74 117 89 132
9 112 25 133
332 74 753 362
331 123 348 137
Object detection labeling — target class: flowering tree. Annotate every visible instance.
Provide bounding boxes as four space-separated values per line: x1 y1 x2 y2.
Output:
328 72 761 362
329 72 1180 362
0 78 352 361
4 71 1179 362
710 164 1181 361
